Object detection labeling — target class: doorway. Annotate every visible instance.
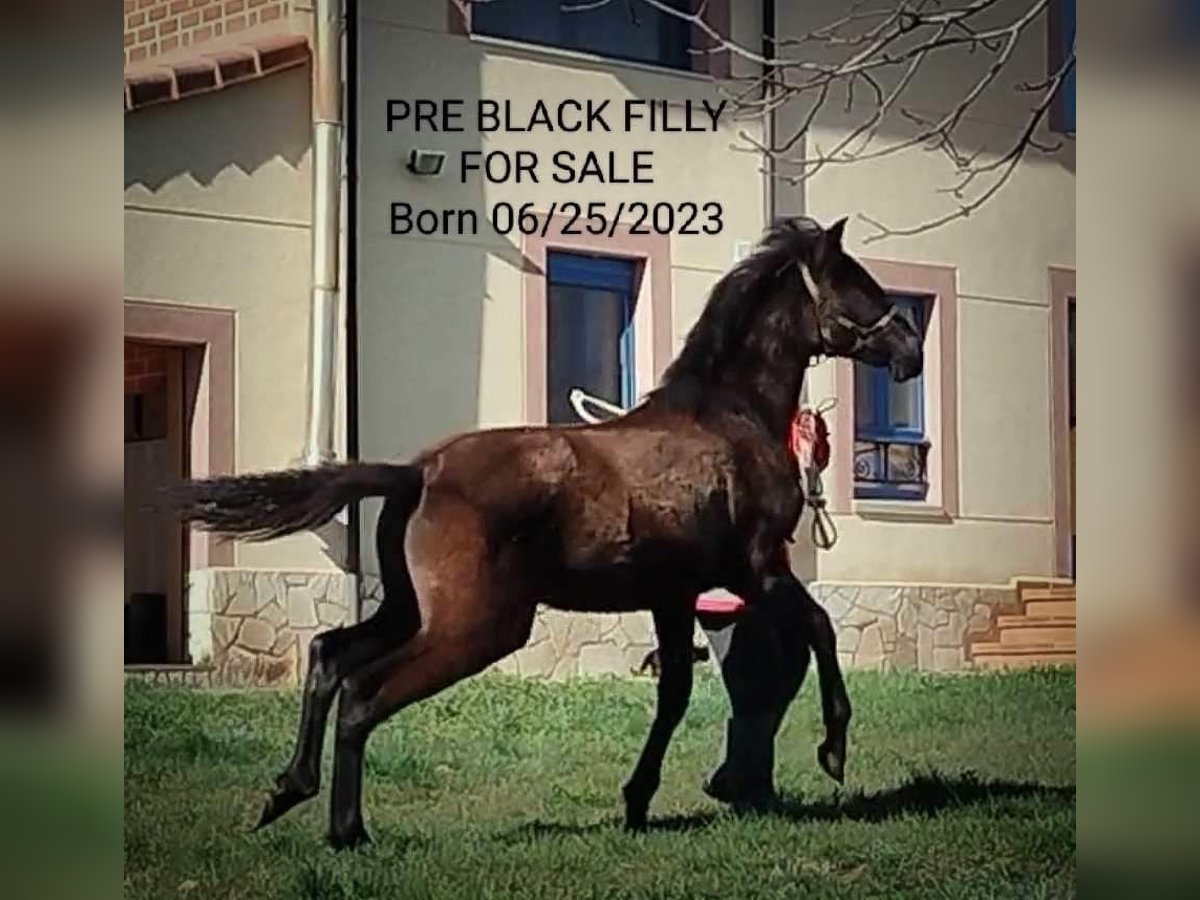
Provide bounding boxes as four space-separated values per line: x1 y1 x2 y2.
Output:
1050 267 1076 581
1067 296 1076 578
124 340 188 664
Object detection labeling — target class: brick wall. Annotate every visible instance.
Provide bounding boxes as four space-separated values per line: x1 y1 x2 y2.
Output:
125 341 176 442
125 341 170 396
124 0 293 66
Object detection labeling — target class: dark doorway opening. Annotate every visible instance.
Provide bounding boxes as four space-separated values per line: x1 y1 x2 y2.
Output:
1067 297 1076 580
124 340 188 664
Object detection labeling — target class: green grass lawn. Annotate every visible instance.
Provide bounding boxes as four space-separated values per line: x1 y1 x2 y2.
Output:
124 667 1075 899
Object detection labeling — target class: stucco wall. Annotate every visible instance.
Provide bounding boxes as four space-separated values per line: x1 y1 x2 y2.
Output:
355 0 766 577
356 1 1074 588
776 2 1075 587
124 65 346 574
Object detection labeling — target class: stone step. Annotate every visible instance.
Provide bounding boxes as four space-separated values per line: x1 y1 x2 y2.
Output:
998 620 1076 648
1020 586 1077 602
1013 577 1074 592
973 653 1077 670
970 640 1075 669
996 614 1075 629
1024 598 1076 619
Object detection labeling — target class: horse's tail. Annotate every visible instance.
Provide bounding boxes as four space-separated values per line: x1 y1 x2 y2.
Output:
170 462 423 542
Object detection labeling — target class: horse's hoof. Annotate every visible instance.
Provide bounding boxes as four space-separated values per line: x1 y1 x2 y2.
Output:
701 771 735 805
327 826 372 851
623 814 648 833
707 775 779 814
254 796 285 832
733 782 780 812
254 779 317 831
817 739 846 785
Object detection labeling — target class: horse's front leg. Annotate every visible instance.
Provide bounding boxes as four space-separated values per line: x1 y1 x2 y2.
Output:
749 556 851 785
623 603 695 830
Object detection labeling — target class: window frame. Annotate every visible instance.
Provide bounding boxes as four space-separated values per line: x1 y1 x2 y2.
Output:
521 212 673 425
830 259 959 519
545 250 638 416
448 0 732 79
853 293 931 502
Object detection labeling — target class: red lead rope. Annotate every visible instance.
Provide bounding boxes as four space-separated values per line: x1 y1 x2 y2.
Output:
792 402 839 551
790 407 831 474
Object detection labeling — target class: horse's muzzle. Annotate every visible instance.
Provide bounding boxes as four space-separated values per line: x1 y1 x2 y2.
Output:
890 349 923 383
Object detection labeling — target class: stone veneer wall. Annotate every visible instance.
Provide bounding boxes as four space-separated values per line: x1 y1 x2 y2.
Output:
364 578 1013 677
126 568 355 687
126 575 1015 688
360 576 667 679
811 582 1015 673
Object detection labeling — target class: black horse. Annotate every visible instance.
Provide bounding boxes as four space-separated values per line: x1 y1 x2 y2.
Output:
174 216 922 848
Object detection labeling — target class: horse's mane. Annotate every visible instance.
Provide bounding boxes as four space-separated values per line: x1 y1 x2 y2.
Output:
645 216 821 412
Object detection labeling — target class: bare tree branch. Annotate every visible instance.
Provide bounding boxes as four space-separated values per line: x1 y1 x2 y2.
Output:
859 44 1074 242
469 0 1073 241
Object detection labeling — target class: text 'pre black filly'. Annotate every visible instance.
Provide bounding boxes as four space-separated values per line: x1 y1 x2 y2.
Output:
174 216 922 848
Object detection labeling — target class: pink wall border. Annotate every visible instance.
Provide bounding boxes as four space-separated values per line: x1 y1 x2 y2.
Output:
1049 266 1076 577
521 214 673 424
830 258 960 517
125 299 236 568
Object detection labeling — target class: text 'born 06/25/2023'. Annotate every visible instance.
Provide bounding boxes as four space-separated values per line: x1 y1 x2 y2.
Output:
390 201 725 238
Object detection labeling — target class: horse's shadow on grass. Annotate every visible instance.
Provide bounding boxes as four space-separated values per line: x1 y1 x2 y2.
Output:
505 770 1076 841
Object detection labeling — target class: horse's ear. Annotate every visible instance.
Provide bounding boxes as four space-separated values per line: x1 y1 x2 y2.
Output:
827 217 847 246
813 217 848 271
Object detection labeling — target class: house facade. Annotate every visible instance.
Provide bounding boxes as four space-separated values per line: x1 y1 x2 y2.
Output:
124 1 357 686
124 0 1075 686
776 0 1077 671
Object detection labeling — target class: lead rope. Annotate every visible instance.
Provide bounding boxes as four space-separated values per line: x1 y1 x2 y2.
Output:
807 469 839 551
791 398 839 550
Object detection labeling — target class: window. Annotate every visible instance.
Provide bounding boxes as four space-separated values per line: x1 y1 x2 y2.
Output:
471 0 692 71
853 294 931 501
546 251 637 424
1051 0 1075 134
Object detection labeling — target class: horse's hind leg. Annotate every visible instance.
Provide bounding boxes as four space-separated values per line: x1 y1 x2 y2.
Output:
257 498 420 830
623 602 695 831
327 608 534 848
325 496 535 849
255 612 411 830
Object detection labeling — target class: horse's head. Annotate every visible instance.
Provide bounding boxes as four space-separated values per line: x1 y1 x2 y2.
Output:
800 218 923 382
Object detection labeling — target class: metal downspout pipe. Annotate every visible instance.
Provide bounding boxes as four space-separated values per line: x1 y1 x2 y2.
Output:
762 0 777 224
303 0 343 467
